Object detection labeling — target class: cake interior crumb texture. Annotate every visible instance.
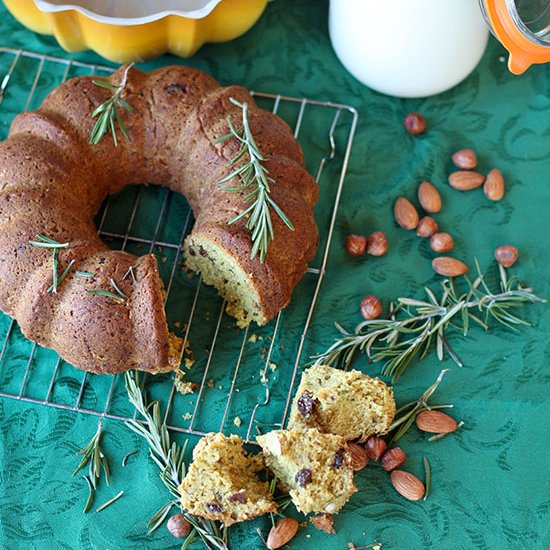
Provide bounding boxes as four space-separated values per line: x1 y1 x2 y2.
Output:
288 364 396 442
178 433 276 526
257 428 357 515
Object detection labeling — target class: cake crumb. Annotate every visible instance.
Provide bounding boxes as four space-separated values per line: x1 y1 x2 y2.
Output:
175 321 182 328
184 358 195 369
207 379 215 388
310 514 335 534
174 369 198 395
248 334 258 343
233 417 242 427
183 413 192 420
269 362 277 372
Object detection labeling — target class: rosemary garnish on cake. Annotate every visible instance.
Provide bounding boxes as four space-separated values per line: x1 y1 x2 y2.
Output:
90 64 134 146
315 261 544 380
215 97 294 262
29 234 72 293
125 371 229 549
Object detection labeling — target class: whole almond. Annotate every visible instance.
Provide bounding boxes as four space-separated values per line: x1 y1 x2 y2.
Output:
390 470 425 501
267 517 299 549
494 244 518 268
432 257 468 277
452 149 478 170
365 436 387 462
430 232 454 253
483 168 505 201
448 171 485 191
416 410 458 434
394 197 419 230
380 447 406 471
347 442 369 471
416 216 439 238
417 181 441 213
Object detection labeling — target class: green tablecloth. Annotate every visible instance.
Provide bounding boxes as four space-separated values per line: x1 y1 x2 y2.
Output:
0 1 549 549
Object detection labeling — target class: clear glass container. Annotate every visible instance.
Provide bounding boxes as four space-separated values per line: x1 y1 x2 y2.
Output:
478 0 550 73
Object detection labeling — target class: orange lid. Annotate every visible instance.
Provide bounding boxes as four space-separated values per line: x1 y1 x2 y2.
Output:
484 0 550 74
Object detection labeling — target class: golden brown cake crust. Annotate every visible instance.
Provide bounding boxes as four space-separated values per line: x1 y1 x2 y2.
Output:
0 65 318 373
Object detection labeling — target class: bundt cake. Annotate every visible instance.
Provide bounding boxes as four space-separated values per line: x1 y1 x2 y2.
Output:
288 364 396 442
178 432 276 526
0 65 318 374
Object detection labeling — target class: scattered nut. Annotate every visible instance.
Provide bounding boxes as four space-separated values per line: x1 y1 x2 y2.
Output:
483 168 505 201
380 447 406 471
364 436 387 462
310 514 335 534
347 442 369 471
345 234 367 256
452 149 478 170
416 216 439 238
390 470 425 501
432 257 469 277
403 112 426 135
366 231 388 256
448 171 485 191
417 181 441 213
416 410 458 434
494 244 518 268
394 197 419 230
430 232 454 253
360 295 382 320
167 514 192 538
267 517 299 549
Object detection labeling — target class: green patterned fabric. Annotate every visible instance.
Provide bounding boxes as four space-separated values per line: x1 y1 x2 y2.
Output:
0 1 549 549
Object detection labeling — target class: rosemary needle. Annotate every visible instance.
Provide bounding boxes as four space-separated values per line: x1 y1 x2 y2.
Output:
423 457 431 501
82 476 95 513
110 278 128 299
122 450 138 467
48 259 75 293
86 289 125 303
95 490 124 513
75 270 95 278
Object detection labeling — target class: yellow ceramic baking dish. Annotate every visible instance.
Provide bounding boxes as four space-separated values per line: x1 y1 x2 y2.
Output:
3 0 268 63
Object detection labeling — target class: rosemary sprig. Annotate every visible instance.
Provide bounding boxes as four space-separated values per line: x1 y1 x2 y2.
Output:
215 97 294 262
110 278 128 299
125 371 229 550
29 235 72 294
90 64 134 146
76 270 95 278
48 259 75 293
386 369 453 444
314 260 544 380
72 419 110 489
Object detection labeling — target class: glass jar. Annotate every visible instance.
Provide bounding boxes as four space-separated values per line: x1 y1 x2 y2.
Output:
479 0 550 74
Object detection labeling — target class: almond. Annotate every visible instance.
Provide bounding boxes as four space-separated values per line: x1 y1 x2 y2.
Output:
416 410 458 433
347 442 369 471
394 197 419 230
416 216 438 238
494 244 518 268
365 436 387 461
448 171 485 191
430 232 454 253
267 517 299 549
483 168 505 201
417 181 441 213
452 149 478 170
432 257 468 277
390 470 425 501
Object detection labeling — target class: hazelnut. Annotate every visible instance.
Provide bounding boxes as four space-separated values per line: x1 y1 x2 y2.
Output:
347 442 369 471
366 231 388 256
494 244 518 268
416 216 438 238
403 112 426 135
364 436 387 462
345 234 367 256
360 295 382 320
430 232 454 253
167 514 192 538
380 447 406 471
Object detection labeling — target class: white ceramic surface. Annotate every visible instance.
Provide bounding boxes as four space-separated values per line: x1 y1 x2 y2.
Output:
34 0 224 24
329 0 489 98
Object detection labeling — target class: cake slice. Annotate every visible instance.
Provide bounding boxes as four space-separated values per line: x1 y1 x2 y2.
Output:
288 364 396 442
178 433 276 526
256 428 357 514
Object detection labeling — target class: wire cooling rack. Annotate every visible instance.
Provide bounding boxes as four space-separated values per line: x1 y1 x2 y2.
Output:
0 48 358 444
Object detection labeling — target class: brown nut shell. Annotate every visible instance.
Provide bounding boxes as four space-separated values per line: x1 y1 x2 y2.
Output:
483 168 505 201
394 197 419 230
345 234 367 256
416 216 439 238
381 447 406 471
416 410 458 433
390 470 425 501
360 295 382 320
267 517 299 549
347 442 369 471
430 232 454 253
452 149 478 170
418 181 442 213
403 112 426 135
432 257 469 277
494 244 518 268
366 231 388 256
448 171 485 191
